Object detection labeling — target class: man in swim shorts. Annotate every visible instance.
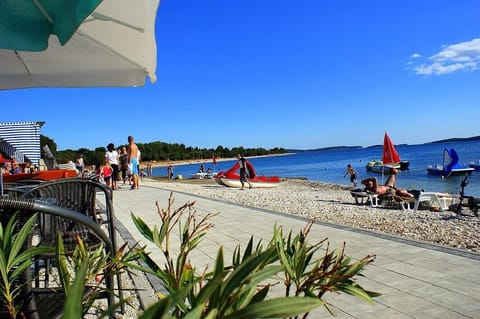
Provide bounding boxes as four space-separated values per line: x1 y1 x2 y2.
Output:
127 135 140 190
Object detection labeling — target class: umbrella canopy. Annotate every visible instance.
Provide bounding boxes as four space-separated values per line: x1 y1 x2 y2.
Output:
382 132 401 166
0 0 102 52
0 0 160 89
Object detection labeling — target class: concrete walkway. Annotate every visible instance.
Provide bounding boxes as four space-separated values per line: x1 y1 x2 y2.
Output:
112 181 480 319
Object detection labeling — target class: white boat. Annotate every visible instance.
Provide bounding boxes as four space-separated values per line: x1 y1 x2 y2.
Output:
426 148 474 176
365 160 410 174
215 176 279 188
426 164 474 176
190 172 216 179
365 132 409 174
214 161 280 188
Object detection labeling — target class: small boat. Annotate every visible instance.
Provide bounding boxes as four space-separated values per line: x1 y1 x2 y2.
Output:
215 161 280 188
365 160 410 173
426 148 474 177
365 132 410 174
190 172 216 179
469 160 480 171
215 174 280 188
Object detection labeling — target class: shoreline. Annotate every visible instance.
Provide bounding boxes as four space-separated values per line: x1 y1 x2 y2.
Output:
139 153 294 169
144 177 480 253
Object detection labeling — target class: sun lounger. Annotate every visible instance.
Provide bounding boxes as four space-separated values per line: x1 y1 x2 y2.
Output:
413 191 456 212
385 194 416 211
350 189 381 207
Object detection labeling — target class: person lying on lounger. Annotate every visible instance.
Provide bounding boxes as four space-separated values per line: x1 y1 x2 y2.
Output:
362 168 414 198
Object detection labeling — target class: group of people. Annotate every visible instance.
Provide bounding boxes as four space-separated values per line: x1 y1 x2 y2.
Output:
344 163 413 198
94 135 141 190
1 159 38 175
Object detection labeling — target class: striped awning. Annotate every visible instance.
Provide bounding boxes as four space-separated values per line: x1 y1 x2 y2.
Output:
0 122 41 165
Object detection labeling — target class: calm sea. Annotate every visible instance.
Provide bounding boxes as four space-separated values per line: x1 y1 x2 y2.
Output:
151 140 480 197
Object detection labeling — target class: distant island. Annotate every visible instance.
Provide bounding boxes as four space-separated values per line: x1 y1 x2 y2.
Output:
287 135 480 153
286 146 362 153
427 135 480 144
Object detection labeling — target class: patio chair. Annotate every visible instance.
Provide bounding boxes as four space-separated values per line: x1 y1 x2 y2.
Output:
17 178 123 312
0 196 115 319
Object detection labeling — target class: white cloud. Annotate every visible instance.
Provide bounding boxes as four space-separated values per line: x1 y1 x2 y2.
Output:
412 38 480 75
410 53 421 58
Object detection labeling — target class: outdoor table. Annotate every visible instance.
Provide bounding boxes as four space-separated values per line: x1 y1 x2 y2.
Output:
2 169 77 183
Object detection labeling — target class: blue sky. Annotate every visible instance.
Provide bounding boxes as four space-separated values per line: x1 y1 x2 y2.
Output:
2 0 480 151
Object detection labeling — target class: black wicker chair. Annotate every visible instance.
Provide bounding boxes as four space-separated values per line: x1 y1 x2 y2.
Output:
17 178 123 313
0 196 115 319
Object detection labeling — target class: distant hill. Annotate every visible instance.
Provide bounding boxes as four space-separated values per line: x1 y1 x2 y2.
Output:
287 136 479 152
286 146 363 152
427 135 480 144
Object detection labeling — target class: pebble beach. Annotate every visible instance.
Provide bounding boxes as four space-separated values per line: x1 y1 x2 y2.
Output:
148 177 480 253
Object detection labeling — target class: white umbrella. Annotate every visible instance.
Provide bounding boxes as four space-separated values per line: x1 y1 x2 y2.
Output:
0 0 160 89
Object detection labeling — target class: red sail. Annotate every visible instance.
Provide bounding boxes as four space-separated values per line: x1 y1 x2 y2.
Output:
382 132 400 165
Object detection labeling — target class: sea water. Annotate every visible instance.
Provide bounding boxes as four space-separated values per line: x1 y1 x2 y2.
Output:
151 140 480 197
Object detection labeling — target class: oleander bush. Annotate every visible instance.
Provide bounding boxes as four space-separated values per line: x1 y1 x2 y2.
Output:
0 213 52 319
129 193 380 318
2 193 380 318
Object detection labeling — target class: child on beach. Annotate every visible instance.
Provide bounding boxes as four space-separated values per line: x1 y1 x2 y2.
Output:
100 159 113 188
343 164 358 187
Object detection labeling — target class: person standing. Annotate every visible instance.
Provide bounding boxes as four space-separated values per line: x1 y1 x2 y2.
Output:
237 154 252 190
119 146 129 185
343 164 358 187
127 136 140 190
75 155 84 173
105 143 120 190
167 165 174 180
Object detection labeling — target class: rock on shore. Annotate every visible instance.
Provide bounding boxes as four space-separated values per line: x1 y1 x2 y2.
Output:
146 178 480 253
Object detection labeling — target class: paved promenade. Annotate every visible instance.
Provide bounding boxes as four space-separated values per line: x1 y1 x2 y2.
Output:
112 181 480 319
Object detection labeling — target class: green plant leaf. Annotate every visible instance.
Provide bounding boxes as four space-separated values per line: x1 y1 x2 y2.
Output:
62 259 89 319
250 285 269 304
223 297 324 319
131 213 154 242
219 248 278 312
340 283 381 303
138 296 173 319
275 233 295 279
194 267 226 308
6 214 37 267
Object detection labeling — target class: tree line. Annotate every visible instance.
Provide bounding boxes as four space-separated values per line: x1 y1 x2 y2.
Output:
41 135 286 166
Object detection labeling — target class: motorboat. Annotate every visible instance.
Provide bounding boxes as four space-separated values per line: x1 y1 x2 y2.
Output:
426 148 474 177
214 161 280 188
190 172 217 179
365 160 410 174
426 164 473 176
